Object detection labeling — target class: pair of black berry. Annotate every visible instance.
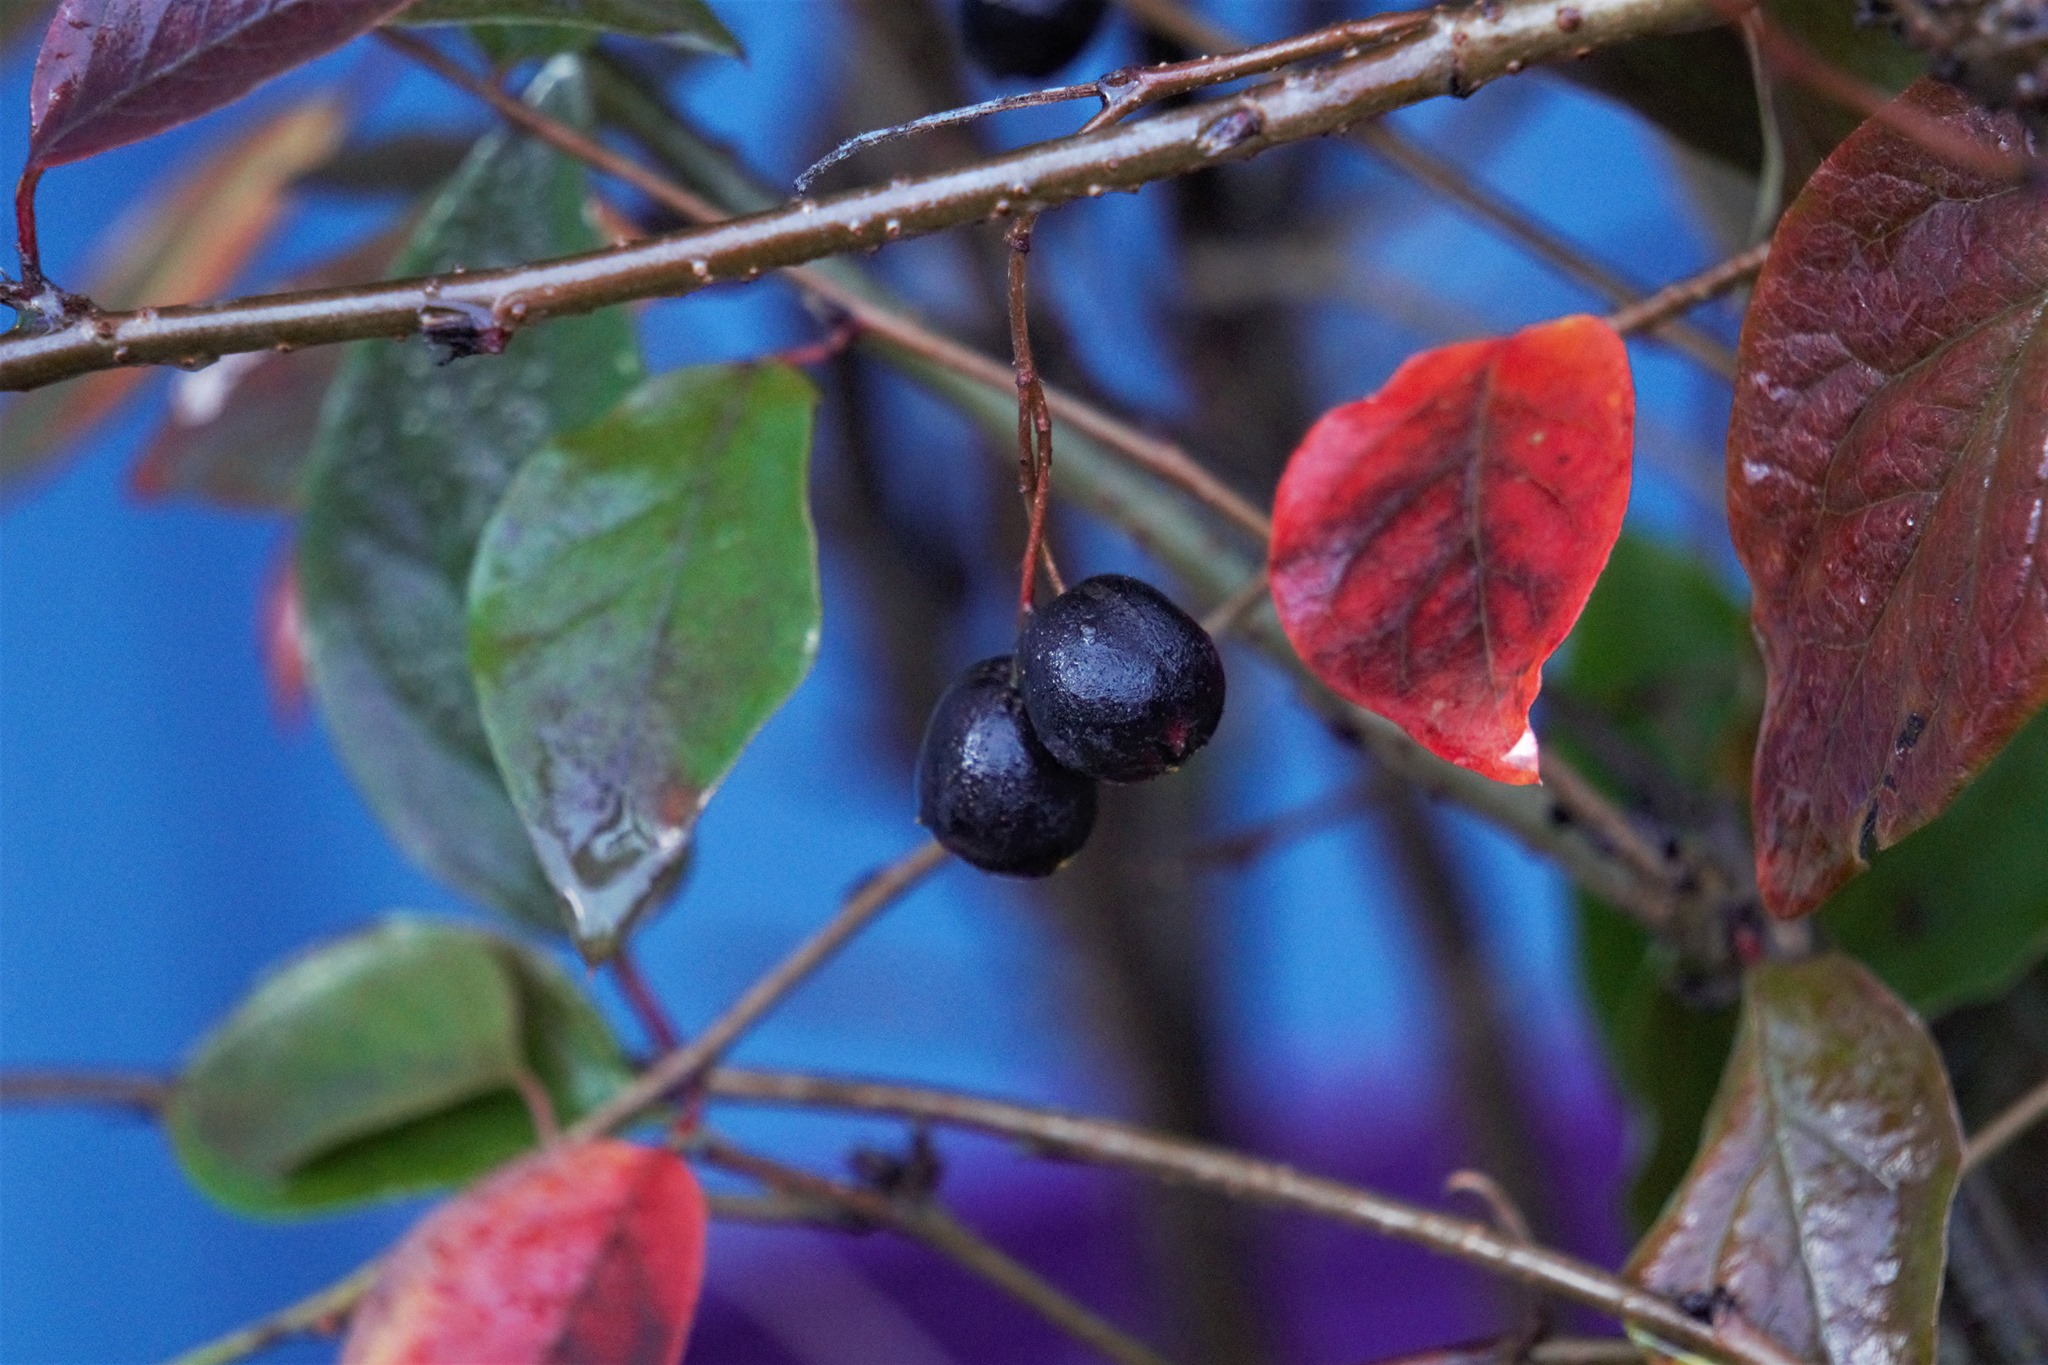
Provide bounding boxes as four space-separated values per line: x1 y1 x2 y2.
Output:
960 0 1109 79
917 574 1226 877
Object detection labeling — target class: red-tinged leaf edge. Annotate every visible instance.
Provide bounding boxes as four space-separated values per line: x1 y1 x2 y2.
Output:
16 0 410 274
1729 80 2048 918
1269 314 1635 784
342 1139 707 1365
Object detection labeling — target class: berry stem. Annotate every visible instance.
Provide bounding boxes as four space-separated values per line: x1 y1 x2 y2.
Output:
1007 215 1061 621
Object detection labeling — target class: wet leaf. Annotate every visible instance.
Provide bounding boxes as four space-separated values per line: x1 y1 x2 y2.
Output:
341 1139 707 1365
25 0 405 172
468 364 821 957
129 227 407 511
1269 315 1634 784
166 917 632 1217
2 97 345 495
397 0 739 54
298 60 642 933
1729 81 2048 918
1626 953 1963 1365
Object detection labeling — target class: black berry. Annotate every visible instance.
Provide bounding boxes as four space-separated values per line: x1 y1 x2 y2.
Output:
917 656 1097 876
959 0 1110 80
1017 574 1225 783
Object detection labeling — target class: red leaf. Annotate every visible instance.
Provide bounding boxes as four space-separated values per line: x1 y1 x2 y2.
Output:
341 1140 707 1365
1269 315 1634 783
26 0 408 172
1729 81 2048 919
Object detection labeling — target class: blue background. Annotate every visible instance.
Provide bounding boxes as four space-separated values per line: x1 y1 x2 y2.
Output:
0 3 1747 1360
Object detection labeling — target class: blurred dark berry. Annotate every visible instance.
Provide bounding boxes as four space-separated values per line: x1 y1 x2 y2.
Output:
917 656 1097 876
1018 574 1226 783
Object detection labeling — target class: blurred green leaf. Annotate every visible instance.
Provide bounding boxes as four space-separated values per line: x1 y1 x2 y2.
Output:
166 917 632 1217
1561 0 1924 182
0 2 53 53
1626 954 1962 1365
1561 535 1756 1227
469 364 822 957
298 59 643 932
397 0 739 54
1822 708 2048 1017
1579 900 1738 1233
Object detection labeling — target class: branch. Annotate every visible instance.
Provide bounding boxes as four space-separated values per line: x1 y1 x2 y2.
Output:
1117 0 1741 379
1961 1071 2048 1174
1605 241 1768 336
0 0 1726 394
566 839 948 1140
696 1135 1180 1365
701 1068 1804 1365
164 1262 378 1365
0 1068 168 1113
583 55 1715 941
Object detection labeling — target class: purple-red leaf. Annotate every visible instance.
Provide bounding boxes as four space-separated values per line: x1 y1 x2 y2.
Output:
1625 954 1962 1365
1269 315 1634 784
341 1139 707 1365
1729 80 2048 918
26 0 407 172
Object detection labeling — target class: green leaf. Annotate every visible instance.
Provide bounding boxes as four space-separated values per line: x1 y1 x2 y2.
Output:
1821 707 2048 1017
1562 0 1923 179
166 917 633 1217
1560 535 1757 1227
468 363 822 957
297 59 643 932
397 0 740 54
1626 954 1962 1365
1579 900 1739 1233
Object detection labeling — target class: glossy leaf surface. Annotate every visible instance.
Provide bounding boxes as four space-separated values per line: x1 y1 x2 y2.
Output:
1627 954 1962 1365
298 61 641 932
26 0 406 171
166 917 631 1216
1731 80 2048 918
2 97 344 494
469 364 821 956
342 1139 707 1365
397 0 739 53
1270 315 1633 784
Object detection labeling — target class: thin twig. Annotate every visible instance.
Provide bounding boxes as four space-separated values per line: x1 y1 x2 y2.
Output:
566 839 949 1141
382 27 1270 546
163 1262 378 1365
0 0 1731 394
1538 750 1683 929
1605 242 1769 336
612 946 681 1052
797 84 1102 193
703 1067 1804 1365
1117 0 1741 380
695 1134 1180 1365
1962 1072 2048 1174
0 1069 169 1113
1199 569 1269 637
